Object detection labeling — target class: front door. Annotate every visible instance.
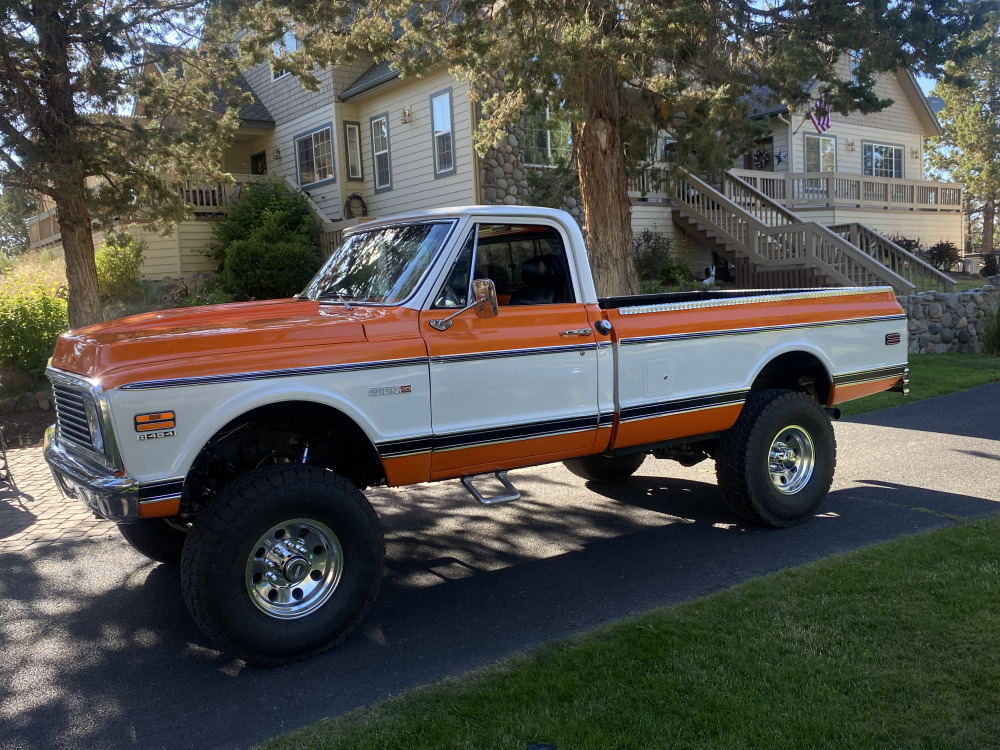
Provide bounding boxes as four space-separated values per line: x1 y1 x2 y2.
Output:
420 221 600 479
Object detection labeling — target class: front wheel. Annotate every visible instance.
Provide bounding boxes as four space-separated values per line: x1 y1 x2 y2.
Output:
180 464 384 665
715 389 836 527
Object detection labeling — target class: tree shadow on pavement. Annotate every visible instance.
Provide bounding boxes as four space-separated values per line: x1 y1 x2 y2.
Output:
0 471 997 750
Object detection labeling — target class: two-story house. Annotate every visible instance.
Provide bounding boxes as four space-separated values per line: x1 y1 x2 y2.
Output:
28 49 963 293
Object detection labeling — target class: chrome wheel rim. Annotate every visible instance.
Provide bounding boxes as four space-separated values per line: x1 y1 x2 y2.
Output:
768 425 815 495
245 518 343 619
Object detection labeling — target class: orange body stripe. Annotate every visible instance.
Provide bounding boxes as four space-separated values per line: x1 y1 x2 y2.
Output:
830 376 902 406
613 404 744 450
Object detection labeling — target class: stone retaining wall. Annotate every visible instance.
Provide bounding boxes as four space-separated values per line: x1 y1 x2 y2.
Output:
898 276 998 354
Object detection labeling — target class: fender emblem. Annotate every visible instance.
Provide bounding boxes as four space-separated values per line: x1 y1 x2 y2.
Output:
368 385 412 396
138 430 175 441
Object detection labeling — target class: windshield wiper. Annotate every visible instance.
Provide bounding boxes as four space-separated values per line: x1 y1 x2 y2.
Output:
319 287 354 310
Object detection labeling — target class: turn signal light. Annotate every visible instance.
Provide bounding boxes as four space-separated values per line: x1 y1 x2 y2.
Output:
135 411 176 432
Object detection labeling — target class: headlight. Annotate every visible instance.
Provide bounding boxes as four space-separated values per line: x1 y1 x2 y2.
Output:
84 398 106 454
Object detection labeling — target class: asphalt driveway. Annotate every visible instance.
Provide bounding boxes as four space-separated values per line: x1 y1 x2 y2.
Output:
2 383 998 750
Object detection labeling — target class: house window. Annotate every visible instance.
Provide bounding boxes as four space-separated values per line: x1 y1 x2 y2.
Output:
344 122 362 180
804 134 836 172
849 51 863 85
522 101 571 167
863 143 904 179
371 113 392 192
295 126 334 186
271 30 296 80
430 89 455 177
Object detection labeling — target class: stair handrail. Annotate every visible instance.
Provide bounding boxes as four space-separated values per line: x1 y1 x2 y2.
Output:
670 168 916 294
722 171 803 228
829 223 956 293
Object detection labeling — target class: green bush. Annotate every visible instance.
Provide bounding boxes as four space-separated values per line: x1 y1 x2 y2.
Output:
923 240 962 273
982 252 998 278
0 278 68 374
221 236 321 300
632 230 690 287
212 182 318 261
95 231 145 302
212 183 321 300
982 301 1000 357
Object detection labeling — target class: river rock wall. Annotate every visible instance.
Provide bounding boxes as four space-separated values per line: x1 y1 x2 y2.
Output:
898 276 998 354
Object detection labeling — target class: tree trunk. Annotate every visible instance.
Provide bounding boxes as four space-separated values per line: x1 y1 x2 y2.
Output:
982 197 995 257
576 67 639 298
55 179 103 329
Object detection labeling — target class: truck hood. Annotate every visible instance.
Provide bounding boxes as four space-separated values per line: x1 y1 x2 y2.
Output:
51 299 385 387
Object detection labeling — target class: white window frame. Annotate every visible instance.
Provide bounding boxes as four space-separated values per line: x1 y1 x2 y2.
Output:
430 88 456 178
343 121 363 181
371 113 392 192
804 134 837 173
863 142 905 179
294 125 335 186
272 30 296 81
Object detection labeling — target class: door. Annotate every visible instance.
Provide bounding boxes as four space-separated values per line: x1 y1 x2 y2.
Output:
420 221 601 479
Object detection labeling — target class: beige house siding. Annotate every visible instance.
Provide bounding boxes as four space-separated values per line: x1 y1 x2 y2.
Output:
243 63 334 126
794 208 964 247
352 70 478 217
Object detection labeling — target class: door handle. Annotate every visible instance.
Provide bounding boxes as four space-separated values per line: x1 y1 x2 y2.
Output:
559 328 593 336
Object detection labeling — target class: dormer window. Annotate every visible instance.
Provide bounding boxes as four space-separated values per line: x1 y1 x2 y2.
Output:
272 30 296 81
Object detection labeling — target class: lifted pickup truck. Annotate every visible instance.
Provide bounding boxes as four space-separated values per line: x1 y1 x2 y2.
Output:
44 205 907 664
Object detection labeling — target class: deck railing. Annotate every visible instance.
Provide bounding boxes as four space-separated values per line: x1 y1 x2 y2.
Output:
829 223 955 293
669 169 916 294
727 168 963 213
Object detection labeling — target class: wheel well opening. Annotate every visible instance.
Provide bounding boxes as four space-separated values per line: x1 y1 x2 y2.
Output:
751 352 831 405
183 401 384 511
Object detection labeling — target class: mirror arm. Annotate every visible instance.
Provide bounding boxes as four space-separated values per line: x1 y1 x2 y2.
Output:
428 299 488 331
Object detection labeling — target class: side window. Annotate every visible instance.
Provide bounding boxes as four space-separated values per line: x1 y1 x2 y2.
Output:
432 232 475 308
473 224 574 306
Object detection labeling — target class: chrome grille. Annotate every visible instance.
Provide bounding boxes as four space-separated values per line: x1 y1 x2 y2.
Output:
52 382 94 451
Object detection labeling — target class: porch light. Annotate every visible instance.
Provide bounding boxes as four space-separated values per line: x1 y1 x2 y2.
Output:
846 140 856 151
271 147 282 160
401 108 412 124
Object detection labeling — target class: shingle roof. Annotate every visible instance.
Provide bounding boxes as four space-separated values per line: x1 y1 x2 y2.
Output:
339 61 400 101
212 73 274 127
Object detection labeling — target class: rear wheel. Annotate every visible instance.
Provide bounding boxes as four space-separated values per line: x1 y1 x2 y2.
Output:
564 453 646 483
117 517 188 565
180 464 384 665
716 389 835 527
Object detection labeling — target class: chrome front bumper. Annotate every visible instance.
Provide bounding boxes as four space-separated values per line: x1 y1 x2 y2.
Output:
44 425 139 522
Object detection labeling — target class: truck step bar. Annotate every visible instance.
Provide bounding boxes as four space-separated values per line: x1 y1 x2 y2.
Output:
460 471 521 505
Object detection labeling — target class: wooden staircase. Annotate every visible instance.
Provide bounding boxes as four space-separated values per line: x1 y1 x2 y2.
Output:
668 170 955 294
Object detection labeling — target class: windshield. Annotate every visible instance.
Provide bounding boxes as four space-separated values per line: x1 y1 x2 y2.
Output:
301 221 455 304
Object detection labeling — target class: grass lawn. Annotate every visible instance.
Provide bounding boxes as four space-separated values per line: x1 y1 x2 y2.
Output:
258 355 1000 750
837 352 1000 417
261 516 1000 750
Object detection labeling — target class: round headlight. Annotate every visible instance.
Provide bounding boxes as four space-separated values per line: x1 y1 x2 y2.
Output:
84 398 105 454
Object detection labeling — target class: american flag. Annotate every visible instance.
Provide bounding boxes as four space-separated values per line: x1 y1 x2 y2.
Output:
810 95 831 134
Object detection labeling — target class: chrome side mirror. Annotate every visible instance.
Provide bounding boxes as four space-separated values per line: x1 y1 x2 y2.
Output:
430 279 499 331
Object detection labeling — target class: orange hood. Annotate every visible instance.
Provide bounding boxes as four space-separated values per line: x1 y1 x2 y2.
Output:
49 299 412 389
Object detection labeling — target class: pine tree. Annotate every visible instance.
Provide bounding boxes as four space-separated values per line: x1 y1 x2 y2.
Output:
928 12 1000 257
0 1 248 327
245 0 984 296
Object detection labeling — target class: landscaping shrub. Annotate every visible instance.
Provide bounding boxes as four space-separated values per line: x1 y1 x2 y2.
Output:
212 183 321 299
922 240 962 273
982 301 1000 357
221 235 320 300
0 277 68 374
212 182 318 261
888 234 922 255
982 252 998 278
95 231 145 302
632 230 690 288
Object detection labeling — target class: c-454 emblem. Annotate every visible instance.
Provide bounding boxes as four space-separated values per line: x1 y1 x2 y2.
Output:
368 385 412 396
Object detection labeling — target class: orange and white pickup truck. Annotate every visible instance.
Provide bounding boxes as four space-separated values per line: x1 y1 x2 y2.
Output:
44 205 908 664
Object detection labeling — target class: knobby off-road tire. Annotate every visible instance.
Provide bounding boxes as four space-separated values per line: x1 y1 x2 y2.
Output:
180 464 385 666
564 452 646 483
117 518 188 565
716 389 836 527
